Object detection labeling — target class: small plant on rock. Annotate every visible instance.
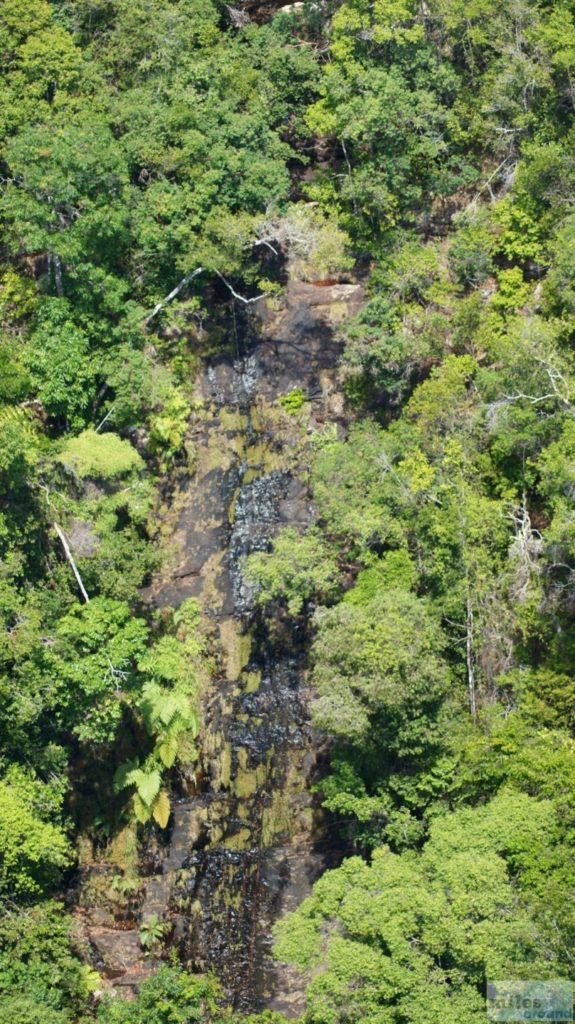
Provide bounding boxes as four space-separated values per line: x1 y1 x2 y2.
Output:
280 387 306 414
139 914 167 953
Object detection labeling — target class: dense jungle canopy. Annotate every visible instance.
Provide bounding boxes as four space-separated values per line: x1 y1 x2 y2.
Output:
2 0 575 1020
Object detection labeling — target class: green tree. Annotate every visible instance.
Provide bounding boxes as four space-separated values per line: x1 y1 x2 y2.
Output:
0 769 71 898
311 588 449 740
246 527 341 615
0 902 94 1023
96 965 218 1024
44 597 149 744
275 791 563 1024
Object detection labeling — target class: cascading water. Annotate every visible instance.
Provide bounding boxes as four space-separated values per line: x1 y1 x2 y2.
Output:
82 280 363 1012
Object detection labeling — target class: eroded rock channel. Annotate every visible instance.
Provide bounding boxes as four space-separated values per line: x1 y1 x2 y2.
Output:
81 280 363 1013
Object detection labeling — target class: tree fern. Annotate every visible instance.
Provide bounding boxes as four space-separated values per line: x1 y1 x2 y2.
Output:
152 789 171 829
156 732 179 769
139 681 198 766
0 404 37 430
114 760 170 827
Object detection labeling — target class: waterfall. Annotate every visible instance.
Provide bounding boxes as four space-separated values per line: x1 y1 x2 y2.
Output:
84 280 363 1013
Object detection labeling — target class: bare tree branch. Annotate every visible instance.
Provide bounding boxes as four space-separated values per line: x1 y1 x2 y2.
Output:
340 137 359 215
39 482 90 603
214 270 264 305
253 238 279 256
500 352 574 412
144 266 264 325
53 522 90 604
144 267 205 325
507 499 542 603
501 390 558 405
95 405 116 433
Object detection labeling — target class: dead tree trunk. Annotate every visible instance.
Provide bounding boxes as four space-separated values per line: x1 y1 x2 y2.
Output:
466 593 476 720
54 522 90 604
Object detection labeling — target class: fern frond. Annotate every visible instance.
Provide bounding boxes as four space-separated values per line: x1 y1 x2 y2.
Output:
152 789 171 829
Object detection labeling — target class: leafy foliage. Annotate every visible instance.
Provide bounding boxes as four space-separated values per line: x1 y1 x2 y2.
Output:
246 528 340 614
0 902 95 1023
95 965 218 1024
275 792 563 1023
311 589 449 740
3 0 575 1018
58 431 144 480
0 769 71 898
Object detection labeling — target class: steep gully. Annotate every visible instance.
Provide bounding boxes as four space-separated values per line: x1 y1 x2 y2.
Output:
79 279 363 1013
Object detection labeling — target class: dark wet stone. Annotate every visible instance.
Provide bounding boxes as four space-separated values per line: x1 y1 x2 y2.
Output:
117 278 364 1010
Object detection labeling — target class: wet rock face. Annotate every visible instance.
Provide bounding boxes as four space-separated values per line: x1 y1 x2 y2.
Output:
171 613 343 1015
228 469 292 613
89 279 362 1010
151 280 363 618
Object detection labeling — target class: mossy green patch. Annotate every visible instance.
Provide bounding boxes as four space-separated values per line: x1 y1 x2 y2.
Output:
218 408 248 433
245 440 283 473
261 788 294 847
219 741 233 790
107 822 139 877
234 748 267 799
220 620 252 680
222 827 252 850
242 468 261 485
235 757 258 799
243 670 262 693
58 429 143 479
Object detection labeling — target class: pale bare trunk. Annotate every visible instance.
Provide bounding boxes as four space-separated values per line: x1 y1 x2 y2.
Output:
53 254 64 297
54 522 90 604
466 593 476 720
145 267 205 325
